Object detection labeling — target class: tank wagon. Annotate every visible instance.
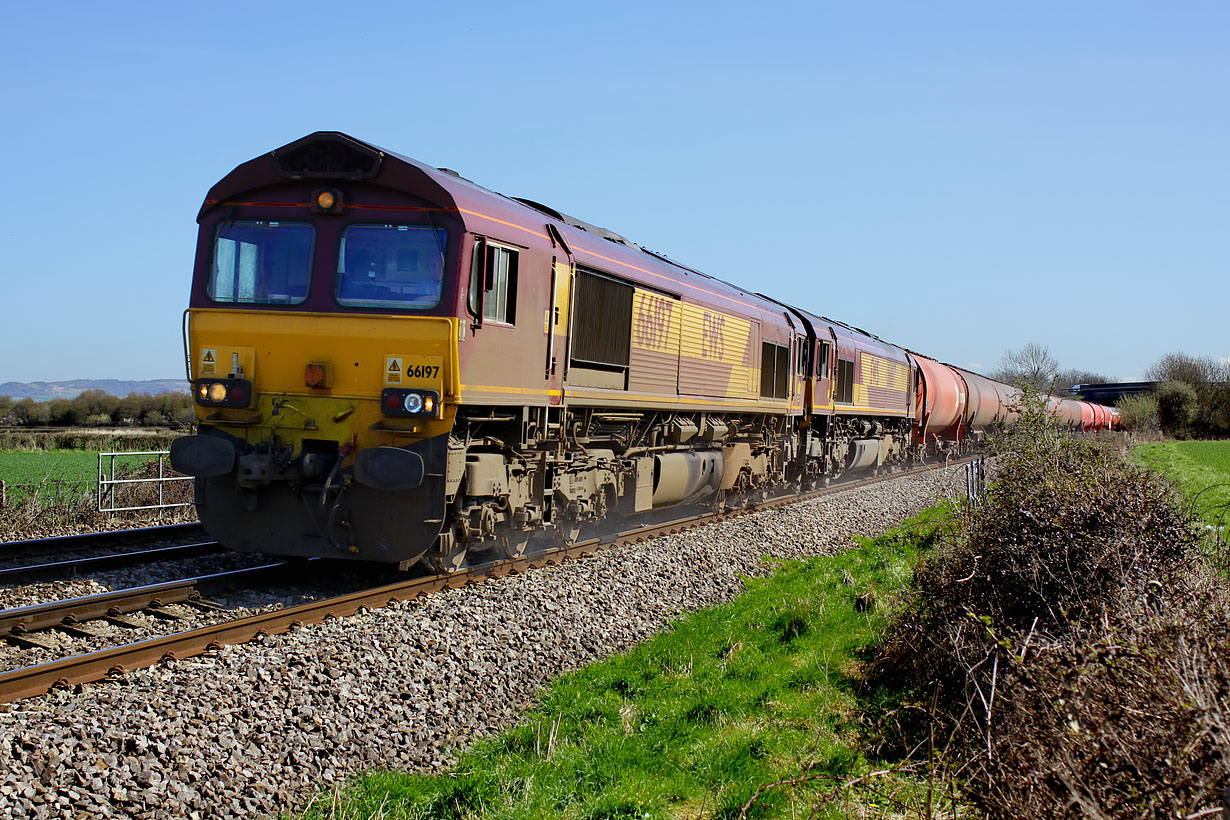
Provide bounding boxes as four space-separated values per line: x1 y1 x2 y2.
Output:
170 132 1116 571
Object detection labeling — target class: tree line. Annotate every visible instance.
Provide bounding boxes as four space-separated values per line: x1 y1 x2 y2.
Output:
1132 353 1230 437
990 342 1230 437
988 341 1112 394
0 390 195 429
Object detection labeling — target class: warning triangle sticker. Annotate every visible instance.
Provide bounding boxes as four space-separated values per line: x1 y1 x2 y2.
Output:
388 359 401 372
201 349 217 374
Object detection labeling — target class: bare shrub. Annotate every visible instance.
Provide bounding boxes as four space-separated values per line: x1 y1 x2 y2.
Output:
868 391 1223 818
978 576 1230 818
1115 392 1160 433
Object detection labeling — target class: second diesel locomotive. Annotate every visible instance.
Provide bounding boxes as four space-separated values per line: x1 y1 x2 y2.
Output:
169 132 1117 572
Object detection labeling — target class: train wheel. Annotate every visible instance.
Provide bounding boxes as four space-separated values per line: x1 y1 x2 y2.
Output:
424 531 468 574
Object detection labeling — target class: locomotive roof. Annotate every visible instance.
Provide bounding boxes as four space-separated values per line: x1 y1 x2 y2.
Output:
785 305 912 364
203 132 791 325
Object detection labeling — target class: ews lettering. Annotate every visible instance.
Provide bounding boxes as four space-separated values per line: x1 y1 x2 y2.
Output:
635 295 674 349
701 312 725 360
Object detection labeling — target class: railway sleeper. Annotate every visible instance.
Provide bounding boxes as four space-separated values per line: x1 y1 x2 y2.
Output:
58 623 112 639
5 632 59 650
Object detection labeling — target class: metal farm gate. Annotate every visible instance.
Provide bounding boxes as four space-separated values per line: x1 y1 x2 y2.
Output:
96 450 193 514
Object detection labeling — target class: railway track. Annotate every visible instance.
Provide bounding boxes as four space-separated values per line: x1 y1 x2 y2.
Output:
0 541 226 587
0 522 206 562
0 561 294 649
0 523 224 589
0 457 974 703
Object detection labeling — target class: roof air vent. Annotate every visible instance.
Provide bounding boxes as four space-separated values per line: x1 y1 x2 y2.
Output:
274 134 383 180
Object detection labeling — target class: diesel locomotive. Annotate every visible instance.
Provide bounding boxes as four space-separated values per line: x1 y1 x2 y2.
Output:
169 132 1117 572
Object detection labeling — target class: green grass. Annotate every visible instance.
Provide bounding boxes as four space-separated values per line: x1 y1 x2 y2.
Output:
299 507 953 820
1131 441 1230 527
0 449 99 488
0 448 170 505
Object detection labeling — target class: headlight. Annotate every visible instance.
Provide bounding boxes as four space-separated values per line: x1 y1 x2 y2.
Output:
193 379 254 408
380 388 441 419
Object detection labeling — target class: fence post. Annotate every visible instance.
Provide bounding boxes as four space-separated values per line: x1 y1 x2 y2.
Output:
964 457 986 509
0 480 5 509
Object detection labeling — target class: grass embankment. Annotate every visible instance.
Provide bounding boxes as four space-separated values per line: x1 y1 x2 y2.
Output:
302 508 953 820
1131 440 1230 527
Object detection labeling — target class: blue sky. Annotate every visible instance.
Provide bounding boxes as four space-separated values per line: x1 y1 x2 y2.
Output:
0 1 1224 383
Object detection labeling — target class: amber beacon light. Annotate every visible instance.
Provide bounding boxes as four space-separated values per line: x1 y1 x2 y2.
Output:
312 188 341 212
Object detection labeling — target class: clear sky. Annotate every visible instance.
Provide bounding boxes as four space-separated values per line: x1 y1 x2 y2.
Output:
1 1 1225 383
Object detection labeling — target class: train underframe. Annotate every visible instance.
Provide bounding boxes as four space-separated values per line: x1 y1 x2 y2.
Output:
181 404 915 572
430 406 914 572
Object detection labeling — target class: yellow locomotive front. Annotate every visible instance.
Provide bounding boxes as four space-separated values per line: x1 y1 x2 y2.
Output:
171 134 467 568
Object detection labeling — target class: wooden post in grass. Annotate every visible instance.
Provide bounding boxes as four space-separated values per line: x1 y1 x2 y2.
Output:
0 480 6 508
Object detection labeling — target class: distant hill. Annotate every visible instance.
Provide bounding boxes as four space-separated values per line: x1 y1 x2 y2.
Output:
0 380 189 402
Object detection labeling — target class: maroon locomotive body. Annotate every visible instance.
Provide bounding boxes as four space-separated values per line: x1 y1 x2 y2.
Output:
170 132 1116 570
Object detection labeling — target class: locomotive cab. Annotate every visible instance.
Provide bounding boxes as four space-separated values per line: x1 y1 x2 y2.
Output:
172 133 473 568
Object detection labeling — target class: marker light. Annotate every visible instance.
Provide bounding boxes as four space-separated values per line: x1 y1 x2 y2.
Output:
317 191 335 209
207 383 228 402
402 393 424 413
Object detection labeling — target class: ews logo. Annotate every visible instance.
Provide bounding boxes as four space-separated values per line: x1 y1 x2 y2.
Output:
635 295 674 349
700 312 725 360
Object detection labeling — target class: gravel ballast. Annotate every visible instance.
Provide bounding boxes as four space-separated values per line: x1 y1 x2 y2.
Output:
0 469 962 819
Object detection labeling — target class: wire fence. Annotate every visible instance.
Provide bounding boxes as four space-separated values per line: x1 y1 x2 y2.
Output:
0 451 192 515
965 456 987 508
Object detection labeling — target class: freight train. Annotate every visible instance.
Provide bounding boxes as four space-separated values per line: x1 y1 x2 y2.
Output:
169 132 1117 572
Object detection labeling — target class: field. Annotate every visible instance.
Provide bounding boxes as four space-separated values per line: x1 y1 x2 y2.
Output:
301 509 954 820
0 449 99 494
0 447 183 514
1131 440 1230 527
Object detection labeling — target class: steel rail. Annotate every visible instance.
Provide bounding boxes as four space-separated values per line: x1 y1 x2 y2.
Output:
0 458 971 703
0 523 207 561
0 562 290 638
0 541 224 586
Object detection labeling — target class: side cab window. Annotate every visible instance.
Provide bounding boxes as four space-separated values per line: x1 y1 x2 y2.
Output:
468 237 519 325
815 340 830 379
